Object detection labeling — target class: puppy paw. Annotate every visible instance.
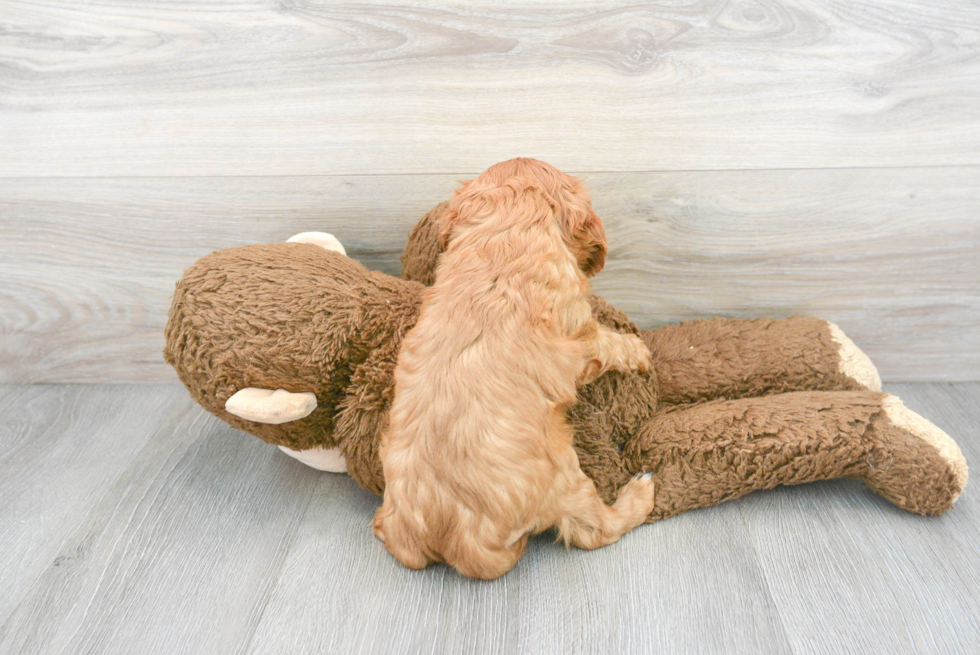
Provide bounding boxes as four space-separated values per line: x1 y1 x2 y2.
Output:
615 472 656 526
619 334 653 374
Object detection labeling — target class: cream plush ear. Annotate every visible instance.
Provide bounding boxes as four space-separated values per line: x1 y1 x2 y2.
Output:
277 445 348 473
225 388 318 424
286 232 347 256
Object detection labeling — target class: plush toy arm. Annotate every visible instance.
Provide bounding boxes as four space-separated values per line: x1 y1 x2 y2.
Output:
627 390 967 520
644 316 881 405
399 208 881 403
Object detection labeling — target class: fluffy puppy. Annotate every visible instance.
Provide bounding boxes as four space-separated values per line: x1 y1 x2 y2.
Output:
374 158 654 580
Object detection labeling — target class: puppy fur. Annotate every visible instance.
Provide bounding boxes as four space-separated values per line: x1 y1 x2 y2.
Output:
373 158 655 580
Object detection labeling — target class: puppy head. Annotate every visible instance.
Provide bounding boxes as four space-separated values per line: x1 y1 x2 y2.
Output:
440 158 607 276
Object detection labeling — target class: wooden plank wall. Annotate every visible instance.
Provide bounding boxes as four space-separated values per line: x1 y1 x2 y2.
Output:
1 0 978 382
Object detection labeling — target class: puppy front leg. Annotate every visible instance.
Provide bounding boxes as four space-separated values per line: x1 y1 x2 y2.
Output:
579 325 652 385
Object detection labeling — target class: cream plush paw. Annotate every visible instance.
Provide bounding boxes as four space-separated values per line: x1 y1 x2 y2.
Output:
882 395 968 502
278 445 348 473
225 388 318 424
286 232 347 255
828 322 882 391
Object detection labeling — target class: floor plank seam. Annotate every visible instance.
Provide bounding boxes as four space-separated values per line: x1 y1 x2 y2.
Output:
237 469 321 655
736 502 798 655
64 408 211 653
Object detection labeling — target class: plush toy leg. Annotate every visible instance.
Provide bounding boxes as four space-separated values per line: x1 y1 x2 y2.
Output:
873 395 968 511
286 231 347 255
628 390 967 520
643 316 881 405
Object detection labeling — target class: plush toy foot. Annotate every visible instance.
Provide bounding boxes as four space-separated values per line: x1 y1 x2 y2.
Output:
865 394 969 514
827 322 882 391
225 388 318 424
286 231 347 255
278 445 348 473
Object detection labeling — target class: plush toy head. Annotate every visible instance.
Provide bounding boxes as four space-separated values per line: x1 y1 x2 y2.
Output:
164 242 428 488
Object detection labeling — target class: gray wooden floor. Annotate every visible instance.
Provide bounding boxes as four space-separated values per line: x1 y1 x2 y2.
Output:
1 383 976 654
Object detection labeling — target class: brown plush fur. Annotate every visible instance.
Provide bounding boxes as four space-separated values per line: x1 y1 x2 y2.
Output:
374 160 654 579
164 176 969 567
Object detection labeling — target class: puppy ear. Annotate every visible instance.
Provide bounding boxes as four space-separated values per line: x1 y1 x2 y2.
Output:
438 209 461 251
576 209 607 276
440 177 487 250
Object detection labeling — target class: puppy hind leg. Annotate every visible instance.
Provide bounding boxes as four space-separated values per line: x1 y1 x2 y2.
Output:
449 533 528 581
373 503 432 571
555 472 655 550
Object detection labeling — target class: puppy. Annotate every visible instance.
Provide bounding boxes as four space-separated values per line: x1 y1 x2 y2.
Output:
373 158 654 580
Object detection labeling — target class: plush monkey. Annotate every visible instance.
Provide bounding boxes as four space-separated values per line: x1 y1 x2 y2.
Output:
164 204 967 520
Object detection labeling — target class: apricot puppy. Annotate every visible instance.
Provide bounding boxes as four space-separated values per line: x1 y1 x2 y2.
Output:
374 158 654 580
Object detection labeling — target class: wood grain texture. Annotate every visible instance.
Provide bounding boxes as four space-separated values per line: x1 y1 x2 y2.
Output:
2 0 979 176
0 394 322 655
591 168 980 382
241 467 792 654
0 383 975 653
0 384 184 623
2 168 977 383
736 382 980 655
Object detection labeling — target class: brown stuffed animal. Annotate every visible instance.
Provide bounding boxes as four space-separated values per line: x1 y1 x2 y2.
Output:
164 204 968 522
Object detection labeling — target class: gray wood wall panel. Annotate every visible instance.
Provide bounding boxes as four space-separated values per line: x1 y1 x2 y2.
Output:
2 1 979 176
2 1 978 383
2 168 977 383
